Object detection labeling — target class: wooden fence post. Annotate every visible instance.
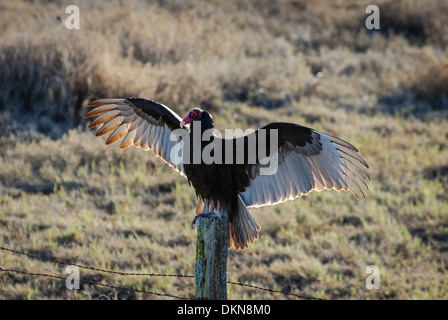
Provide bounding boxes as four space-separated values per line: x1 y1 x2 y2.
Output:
194 213 228 300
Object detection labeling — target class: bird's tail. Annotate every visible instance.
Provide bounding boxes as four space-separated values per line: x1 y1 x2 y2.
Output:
228 195 261 250
194 196 261 250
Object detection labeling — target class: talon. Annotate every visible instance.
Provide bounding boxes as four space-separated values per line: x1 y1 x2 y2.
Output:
191 215 200 228
206 211 223 227
191 199 224 228
191 202 222 228
191 211 215 228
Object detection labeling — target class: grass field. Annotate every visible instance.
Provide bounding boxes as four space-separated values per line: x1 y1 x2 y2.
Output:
0 0 447 300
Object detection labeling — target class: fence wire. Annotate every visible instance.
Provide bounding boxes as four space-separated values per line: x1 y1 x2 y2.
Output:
0 246 322 300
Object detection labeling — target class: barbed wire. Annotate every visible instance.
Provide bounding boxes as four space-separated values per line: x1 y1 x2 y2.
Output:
0 246 193 278
0 245 322 300
0 266 188 300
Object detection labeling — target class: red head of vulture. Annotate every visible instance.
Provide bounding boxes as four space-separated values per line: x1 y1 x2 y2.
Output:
85 98 369 250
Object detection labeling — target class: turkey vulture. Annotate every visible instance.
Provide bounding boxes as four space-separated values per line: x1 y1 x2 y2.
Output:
84 98 369 250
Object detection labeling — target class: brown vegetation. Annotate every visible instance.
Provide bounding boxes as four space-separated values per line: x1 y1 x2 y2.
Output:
0 0 447 299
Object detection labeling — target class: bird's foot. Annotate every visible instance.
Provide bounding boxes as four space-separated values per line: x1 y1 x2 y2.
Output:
191 211 223 228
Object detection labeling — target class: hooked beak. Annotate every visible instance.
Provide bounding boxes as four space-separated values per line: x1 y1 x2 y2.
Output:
180 116 192 128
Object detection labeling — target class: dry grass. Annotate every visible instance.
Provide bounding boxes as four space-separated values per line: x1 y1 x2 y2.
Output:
0 0 447 300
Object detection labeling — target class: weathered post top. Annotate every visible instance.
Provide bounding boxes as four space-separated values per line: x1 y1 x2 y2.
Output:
194 214 229 300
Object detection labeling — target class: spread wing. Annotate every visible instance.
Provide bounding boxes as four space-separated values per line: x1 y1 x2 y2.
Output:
236 123 370 207
84 98 187 176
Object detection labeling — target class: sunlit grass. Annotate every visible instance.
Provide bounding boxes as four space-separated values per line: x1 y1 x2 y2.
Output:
0 0 447 300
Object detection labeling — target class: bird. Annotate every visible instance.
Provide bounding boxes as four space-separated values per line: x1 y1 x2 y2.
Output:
84 98 370 250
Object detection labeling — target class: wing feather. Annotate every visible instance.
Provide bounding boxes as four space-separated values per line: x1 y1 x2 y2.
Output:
119 130 137 150
239 127 369 207
85 98 187 176
140 125 152 151
106 123 130 145
134 121 148 148
283 155 298 197
152 126 163 152
275 163 288 202
88 110 121 128
84 104 117 117
129 117 144 132
96 116 125 136
161 127 170 160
